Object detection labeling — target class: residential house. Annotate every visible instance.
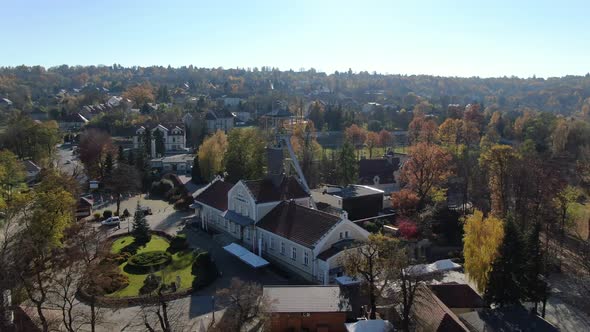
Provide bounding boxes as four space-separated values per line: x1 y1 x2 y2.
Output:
192 176 370 284
410 283 557 332
263 285 351 332
258 201 370 284
59 113 88 131
22 160 41 183
205 109 235 133
312 185 384 221
149 153 193 175
358 154 399 185
133 123 187 157
223 97 243 107
411 284 472 332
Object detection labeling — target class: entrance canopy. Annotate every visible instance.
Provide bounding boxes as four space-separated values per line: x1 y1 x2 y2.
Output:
223 243 270 268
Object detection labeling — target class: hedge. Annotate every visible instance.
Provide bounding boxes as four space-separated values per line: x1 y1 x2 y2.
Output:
127 251 171 273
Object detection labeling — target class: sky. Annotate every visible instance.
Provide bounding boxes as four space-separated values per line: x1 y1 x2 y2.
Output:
0 0 588 78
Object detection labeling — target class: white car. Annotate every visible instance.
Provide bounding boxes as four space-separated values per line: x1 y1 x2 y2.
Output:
101 216 120 226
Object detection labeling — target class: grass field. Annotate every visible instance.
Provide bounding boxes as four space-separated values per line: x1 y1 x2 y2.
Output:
321 146 407 158
108 235 196 297
571 202 590 240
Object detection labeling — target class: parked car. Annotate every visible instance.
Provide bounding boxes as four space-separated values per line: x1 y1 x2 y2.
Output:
138 206 152 215
101 216 120 226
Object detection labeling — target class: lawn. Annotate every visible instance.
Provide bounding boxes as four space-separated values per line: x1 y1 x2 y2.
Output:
108 235 196 298
321 146 408 158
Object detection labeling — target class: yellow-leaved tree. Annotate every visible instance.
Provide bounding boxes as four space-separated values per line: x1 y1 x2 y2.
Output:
463 209 504 292
198 130 228 181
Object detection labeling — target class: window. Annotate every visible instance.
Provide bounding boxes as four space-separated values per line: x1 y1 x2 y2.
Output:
280 242 285 255
339 232 343 240
245 227 250 240
270 238 275 250
345 231 349 238
291 247 297 260
304 252 309 266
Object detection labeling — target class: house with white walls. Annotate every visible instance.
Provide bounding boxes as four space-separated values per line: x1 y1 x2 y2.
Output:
192 175 370 284
133 123 187 157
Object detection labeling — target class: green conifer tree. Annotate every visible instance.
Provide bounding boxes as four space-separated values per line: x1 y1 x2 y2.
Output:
132 202 151 244
336 139 358 185
484 218 524 306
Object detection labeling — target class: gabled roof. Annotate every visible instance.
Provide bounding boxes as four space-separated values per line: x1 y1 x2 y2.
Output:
359 158 399 179
264 285 351 313
243 176 309 204
206 108 235 120
193 180 234 211
22 160 41 173
257 200 340 248
458 306 559 332
411 284 470 332
429 283 485 309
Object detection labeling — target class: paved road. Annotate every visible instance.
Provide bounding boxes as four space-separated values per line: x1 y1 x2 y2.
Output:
56 143 87 184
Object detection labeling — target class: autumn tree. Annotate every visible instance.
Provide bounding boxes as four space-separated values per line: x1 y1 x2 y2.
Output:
104 163 141 215
16 172 76 332
392 189 420 216
378 129 394 149
366 131 379 158
0 149 25 203
479 144 519 218
224 128 266 183
78 129 115 180
213 278 271 331
345 124 367 152
341 234 401 319
463 210 504 292
408 114 437 145
400 143 452 208
198 130 228 181
122 83 155 107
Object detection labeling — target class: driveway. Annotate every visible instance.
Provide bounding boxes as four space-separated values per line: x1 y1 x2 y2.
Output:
94 194 191 236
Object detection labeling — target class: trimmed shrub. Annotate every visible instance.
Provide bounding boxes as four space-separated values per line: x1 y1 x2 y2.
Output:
168 234 189 253
139 273 162 295
103 210 113 219
191 252 218 289
103 252 132 266
93 212 101 220
91 268 129 295
122 208 131 218
128 251 171 270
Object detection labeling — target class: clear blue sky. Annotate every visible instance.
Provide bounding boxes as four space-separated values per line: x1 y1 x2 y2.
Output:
1 0 588 78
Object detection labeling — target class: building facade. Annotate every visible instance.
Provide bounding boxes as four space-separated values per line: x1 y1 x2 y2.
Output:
133 123 187 157
192 176 370 284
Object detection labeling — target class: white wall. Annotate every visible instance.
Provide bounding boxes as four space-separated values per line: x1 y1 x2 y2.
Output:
258 229 315 281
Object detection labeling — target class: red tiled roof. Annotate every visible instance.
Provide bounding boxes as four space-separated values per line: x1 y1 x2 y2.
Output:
194 180 233 211
244 176 309 203
257 201 340 248
429 283 485 309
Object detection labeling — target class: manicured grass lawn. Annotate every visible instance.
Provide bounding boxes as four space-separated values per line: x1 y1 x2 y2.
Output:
108 235 196 298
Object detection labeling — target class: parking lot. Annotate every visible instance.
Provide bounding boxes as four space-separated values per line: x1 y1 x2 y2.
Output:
94 194 191 236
